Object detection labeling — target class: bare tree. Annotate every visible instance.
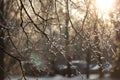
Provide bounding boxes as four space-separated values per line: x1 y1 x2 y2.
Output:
0 0 5 79
0 0 114 79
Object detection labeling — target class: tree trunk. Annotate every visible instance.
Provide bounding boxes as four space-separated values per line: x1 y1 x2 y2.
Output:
65 0 70 57
86 48 90 78
0 0 5 79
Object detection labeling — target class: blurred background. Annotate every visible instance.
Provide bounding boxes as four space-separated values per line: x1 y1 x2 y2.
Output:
0 0 120 80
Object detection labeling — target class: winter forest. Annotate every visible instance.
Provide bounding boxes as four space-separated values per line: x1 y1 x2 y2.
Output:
0 0 120 80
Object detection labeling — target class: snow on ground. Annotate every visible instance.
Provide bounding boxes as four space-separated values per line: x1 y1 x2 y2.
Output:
5 74 120 80
5 75 86 80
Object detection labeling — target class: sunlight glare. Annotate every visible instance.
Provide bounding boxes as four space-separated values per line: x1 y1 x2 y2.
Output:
96 0 115 12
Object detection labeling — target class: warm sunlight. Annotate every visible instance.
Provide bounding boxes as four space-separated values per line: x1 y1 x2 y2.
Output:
96 0 115 12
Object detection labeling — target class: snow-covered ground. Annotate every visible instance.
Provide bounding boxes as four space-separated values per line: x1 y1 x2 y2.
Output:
5 74 119 80
5 75 86 80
